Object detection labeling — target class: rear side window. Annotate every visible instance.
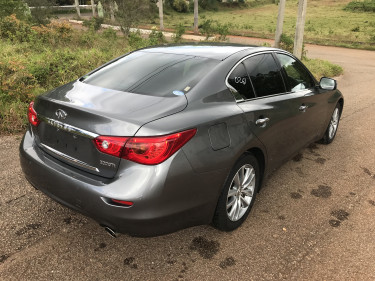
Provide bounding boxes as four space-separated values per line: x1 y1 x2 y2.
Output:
243 54 285 97
227 63 255 100
276 53 314 92
133 57 219 96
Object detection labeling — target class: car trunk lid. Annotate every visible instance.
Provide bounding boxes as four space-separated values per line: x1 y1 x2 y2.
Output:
32 81 187 178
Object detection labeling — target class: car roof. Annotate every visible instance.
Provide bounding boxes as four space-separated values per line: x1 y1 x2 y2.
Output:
139 44 261 60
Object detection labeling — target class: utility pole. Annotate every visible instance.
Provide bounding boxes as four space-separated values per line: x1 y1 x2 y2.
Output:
91 0 96 17
74 0 81 17
194 0 198 35
274 0 286 48
159 0 164 31
293 0 308 59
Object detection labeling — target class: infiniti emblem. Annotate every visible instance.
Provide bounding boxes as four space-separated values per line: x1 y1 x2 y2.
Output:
55 109 67 120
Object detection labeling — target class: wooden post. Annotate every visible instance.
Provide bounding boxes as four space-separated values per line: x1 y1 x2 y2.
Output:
91 0 96 17
194 0 198 35
274 0 286 48
293 0 308 59
74 0 81 17
159 0 164 31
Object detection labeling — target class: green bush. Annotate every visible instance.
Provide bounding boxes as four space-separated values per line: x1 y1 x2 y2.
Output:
344 0 375 12
279 33 294 53
83 17 104 31
171 0 190 13
0 14 33 42
200 18 215 39
173 23 186 43
148 27 166 45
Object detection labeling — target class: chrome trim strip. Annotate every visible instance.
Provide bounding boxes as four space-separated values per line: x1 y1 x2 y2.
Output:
38 115 99 139
40 143 100 173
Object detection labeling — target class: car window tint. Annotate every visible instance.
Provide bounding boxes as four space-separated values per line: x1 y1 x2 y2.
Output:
83 52 184 92
132 57 219 96
243 54 285 97
276 53 314 92
227 63 255 100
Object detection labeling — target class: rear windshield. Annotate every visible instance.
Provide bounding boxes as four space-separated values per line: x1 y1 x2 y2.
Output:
82 51 219 96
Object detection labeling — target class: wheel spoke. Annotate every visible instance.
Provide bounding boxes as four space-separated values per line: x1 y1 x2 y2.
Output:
228 198 238 220
242 188 253 197
233 173 240 188
227 188 237 198
240 167 245 184
242 167 252 187
226 197 236 209
234 199 241 220
240 196 250 208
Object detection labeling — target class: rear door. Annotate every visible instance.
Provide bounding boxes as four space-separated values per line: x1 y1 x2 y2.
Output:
228 52 313 170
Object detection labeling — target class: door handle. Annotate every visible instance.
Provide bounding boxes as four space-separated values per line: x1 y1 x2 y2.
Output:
299 105 308 112
256 117 270 127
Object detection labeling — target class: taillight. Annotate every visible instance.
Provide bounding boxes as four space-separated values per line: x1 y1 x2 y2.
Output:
122 129 197 165
28 101 40 127
93 136 129 157
93 129 196 165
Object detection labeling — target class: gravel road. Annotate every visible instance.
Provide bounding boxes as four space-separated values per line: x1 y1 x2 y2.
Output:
1 44 374 280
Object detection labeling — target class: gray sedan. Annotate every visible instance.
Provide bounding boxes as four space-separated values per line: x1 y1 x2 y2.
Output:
20 44 343 237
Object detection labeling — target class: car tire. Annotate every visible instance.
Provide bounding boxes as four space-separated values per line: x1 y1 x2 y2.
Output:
320 103 342 144
212 153 260 231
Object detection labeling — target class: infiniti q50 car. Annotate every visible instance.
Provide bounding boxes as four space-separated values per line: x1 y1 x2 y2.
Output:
20 44 343 237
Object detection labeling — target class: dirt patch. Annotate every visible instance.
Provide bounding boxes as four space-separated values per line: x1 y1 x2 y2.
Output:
124 257 138 269
94 242 107 252
219 256 236 269
189 236 220 259
315 158 326 164
293 153 303 162
329 219 341 227
361 167 375 179
369 200 375 206
290 192 302 199
331 209 350 221
15 223 42 236
311 185 332 198
0 254 9 264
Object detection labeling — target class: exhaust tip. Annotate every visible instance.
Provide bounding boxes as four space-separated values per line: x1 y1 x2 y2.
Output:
104 226 118 238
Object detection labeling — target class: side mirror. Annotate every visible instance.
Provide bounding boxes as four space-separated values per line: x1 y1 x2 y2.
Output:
319 77 337 90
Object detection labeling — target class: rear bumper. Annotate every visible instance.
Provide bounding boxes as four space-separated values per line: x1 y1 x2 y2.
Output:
20 129 227 237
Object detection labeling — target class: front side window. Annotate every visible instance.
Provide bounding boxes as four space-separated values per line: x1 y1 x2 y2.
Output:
243 54 285 98
276 53 314 92
227 63 255 100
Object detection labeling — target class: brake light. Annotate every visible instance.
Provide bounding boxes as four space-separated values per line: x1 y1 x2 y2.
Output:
28 101 40 127
93 129 196 165
111 199 134 206
122 129 196 165
93 136 129 157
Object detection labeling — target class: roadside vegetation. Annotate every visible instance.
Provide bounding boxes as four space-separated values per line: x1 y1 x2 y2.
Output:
154 0 375 50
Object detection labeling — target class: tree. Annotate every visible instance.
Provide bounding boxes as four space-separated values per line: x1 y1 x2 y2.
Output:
0 0 28 19
114 0 152 36
274 0 285 48
293 0 307 59
25 0 56 25
158 0 163 31
194 0 198 34
74 0 81 17
91 0 96 17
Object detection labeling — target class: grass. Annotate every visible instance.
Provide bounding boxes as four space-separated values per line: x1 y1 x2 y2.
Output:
156 0 375 50
0 17 343 135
